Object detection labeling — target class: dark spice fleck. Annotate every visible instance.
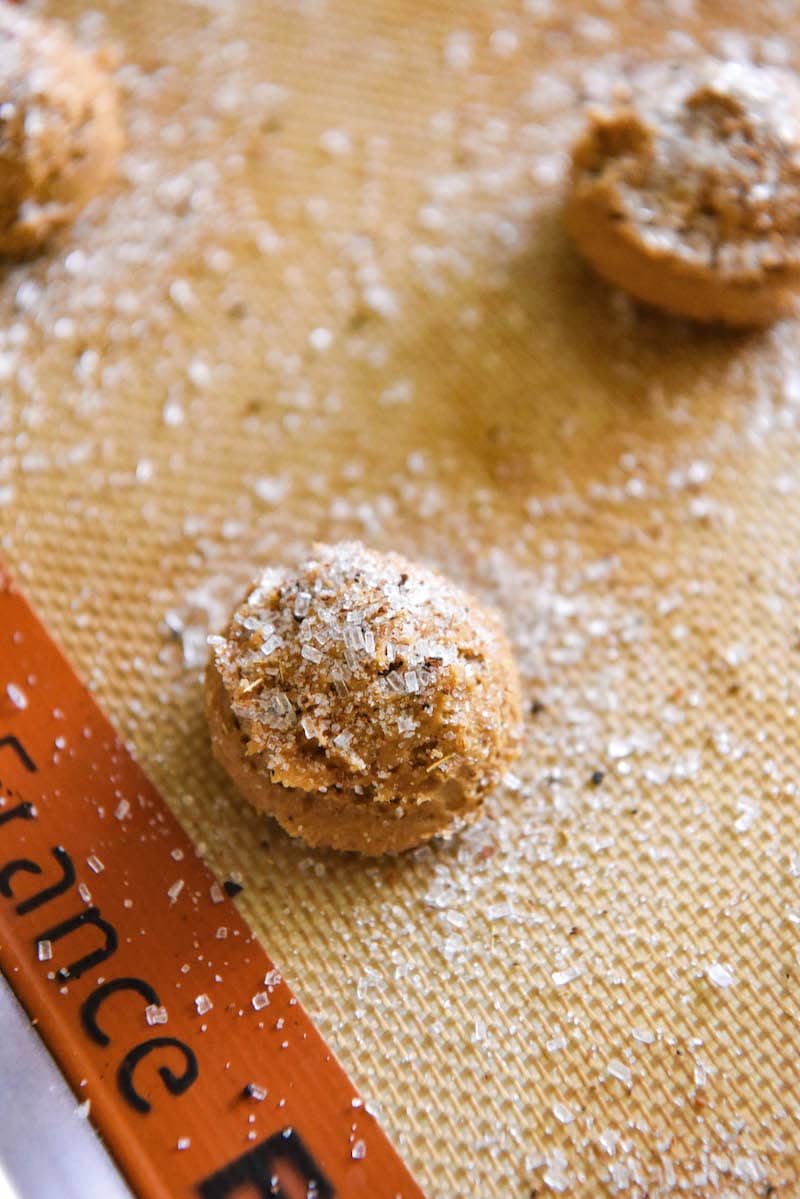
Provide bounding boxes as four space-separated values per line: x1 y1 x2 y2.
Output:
530 699 545 716
590 770 604 786
223 879 244 898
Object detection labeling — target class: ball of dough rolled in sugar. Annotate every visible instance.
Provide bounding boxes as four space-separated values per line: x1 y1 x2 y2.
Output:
0 7 122 256
206 541 523 855
566 59 800 325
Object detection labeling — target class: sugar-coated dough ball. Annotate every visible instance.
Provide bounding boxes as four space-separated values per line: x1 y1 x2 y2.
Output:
566 59 800 326
206 542 522 855
0 7 122 256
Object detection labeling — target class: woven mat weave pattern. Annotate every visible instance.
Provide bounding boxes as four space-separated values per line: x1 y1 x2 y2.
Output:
2 2 800 1195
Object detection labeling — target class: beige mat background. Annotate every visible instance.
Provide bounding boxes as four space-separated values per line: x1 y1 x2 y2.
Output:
2 0 800 1194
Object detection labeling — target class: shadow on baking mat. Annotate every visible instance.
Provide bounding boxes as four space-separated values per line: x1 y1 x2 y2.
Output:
355 205 776 506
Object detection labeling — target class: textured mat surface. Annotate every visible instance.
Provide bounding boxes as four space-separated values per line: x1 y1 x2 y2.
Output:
2 1 800 1195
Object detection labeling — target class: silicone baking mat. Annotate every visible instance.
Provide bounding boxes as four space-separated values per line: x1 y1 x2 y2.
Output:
2 1 799 1195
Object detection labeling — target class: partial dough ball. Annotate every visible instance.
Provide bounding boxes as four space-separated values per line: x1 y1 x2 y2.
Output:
0 7 122 256
206 542 522 855
566 59 800 326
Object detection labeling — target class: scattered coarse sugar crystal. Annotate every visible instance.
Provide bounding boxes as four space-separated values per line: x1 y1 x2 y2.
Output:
252 991 269 1011
707 962 735 988
598 1129 619 1155
37 940 52 962
308 326 334 352
6 683 27 710
607 1059 633 1087
300 715 317 739
78 883 92 905
319 128 352 156
379 378 412 404
168 278 195 311
216 926 228 939
87 855 104 874
443 934 464 959
301 643 324 664
490 28 518 56
443 30 473 70
187 358 211 389
260 634 282 658
252 475 290 505
403 670 419 693
294 591 311 618
114 799 130 820
209 883 225 905
162 397 184 427
264 970 281 987
195 994 213 1016
363 285 398 320
181 627 208 670
735 797 759 833
543 1150 570 1193
176 1138 191 1151
552 965 581 987
343 624 365 652
171 848 184 861
472 1019 487 1043
552 1101 574 1124
167 879 185 903
135 458 154 484
145 1004 168 1026
245 1082 268 1101
351 1139 367 1161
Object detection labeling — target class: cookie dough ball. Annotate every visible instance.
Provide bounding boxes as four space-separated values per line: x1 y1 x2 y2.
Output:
0 7 122 256
206 542 522 855
566 59 800 325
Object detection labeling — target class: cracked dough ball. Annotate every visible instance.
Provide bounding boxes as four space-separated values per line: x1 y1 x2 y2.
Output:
206 542 522 855
566 59 800 326
0 7 122 256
